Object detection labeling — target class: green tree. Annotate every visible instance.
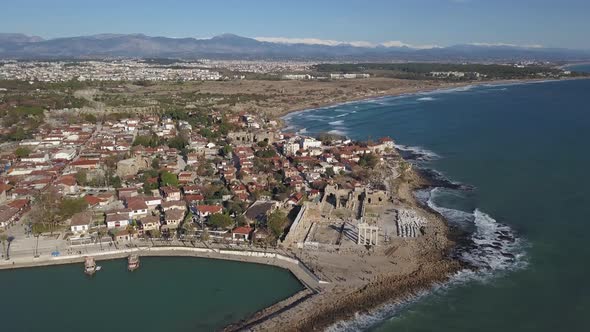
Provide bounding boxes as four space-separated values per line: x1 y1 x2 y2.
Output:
358 153 379 168
220 144 233 157
75 170 88 185
82 113 97 122
325 167 335 177
208 213 234 229
160 171 179 187
235 214 248 226
109 175 122 188
15 147 32 158
267 210 288 238
166 135 188 151
133 134 160 147
8 127 28 141
151 157 160 170
59 198 88 219
29 191 62 234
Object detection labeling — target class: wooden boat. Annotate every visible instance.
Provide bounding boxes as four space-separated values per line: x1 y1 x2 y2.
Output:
84 256 97 276
127 254 140 271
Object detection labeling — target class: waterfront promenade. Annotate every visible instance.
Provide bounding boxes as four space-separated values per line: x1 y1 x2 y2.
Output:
0 239 323 292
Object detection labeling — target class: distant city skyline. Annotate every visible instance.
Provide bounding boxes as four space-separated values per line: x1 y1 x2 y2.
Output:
1 0 589 49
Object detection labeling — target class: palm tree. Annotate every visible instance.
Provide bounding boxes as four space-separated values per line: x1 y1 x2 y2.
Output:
200 228 210 243
182 219 195 239
97 227 106 250
0 233 7 260
126 224 137 247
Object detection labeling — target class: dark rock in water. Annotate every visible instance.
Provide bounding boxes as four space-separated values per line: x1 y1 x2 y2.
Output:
501 252 515 258
498 235 515 243
397 149 422 160
415 168 462 189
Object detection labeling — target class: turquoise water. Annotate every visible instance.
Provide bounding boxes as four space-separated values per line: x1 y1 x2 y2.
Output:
285 79 590 331
0 257 303 331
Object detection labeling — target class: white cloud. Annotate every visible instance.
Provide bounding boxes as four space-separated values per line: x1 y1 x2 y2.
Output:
381 40 441 49
254 37 345 46
469 42 544 48
254 36 439 49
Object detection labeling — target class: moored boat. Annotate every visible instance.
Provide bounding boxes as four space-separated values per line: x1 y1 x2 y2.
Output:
128 254 140 271
84 256 97 276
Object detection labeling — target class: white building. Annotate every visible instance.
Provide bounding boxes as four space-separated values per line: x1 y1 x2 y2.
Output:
283 142 300 156
106 210 131 229
70 212 92 234
301 138 322 150
53 149 76 161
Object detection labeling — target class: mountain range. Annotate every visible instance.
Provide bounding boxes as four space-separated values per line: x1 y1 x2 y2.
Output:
1 33 589 62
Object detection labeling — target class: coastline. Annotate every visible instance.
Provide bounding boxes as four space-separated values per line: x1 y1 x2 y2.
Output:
277 77 587 123
0 76 575 331
242 158 463 332
248 77 562 331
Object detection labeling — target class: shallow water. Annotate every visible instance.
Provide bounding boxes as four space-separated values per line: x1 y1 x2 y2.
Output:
286 79 590 331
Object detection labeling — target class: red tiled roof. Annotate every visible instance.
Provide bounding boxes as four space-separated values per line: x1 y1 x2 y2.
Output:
56 175 77 186
70 159 98 166
84 195 103 206
7 199 28 209
196 205 222 214
232 226 252 235
184 194 204 202
0 184 13 193
126 197 148 211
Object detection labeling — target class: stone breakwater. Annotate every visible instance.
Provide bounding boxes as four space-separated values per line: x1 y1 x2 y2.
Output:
295 261 461 332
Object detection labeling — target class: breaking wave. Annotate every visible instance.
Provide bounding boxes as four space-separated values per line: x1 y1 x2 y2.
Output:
326 173 527 332
328 129 348 136
417 97 436 101
395 144 440 161
329 120 345 126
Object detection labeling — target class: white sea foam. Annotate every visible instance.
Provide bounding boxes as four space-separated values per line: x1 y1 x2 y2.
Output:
417 97 436 101
282 125 295 132
303 114 329 120
327 186 527 332
335 113 349 118
329 120 345 126
328 129 348 136
296 127 307 134
395 144 440 161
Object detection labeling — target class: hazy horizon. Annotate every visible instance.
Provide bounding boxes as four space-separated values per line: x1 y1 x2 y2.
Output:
1 0 589 50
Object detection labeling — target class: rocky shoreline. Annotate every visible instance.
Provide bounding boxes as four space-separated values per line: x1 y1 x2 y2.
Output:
238 155 465 332
237 86 506 331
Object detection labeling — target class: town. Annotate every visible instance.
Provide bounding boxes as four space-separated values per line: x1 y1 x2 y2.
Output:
0 100 420 267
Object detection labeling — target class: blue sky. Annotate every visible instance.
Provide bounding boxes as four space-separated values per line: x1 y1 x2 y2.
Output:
1 0 589 49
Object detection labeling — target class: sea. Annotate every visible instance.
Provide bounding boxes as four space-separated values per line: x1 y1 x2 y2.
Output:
0 257 303 331
284 76 590 331
2 75 589 332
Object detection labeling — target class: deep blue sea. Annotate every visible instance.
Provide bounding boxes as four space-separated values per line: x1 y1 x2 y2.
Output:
285 78 590 331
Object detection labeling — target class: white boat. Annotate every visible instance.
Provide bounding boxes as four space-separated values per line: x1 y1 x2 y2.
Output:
127 254 140 272
84 257 97 276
